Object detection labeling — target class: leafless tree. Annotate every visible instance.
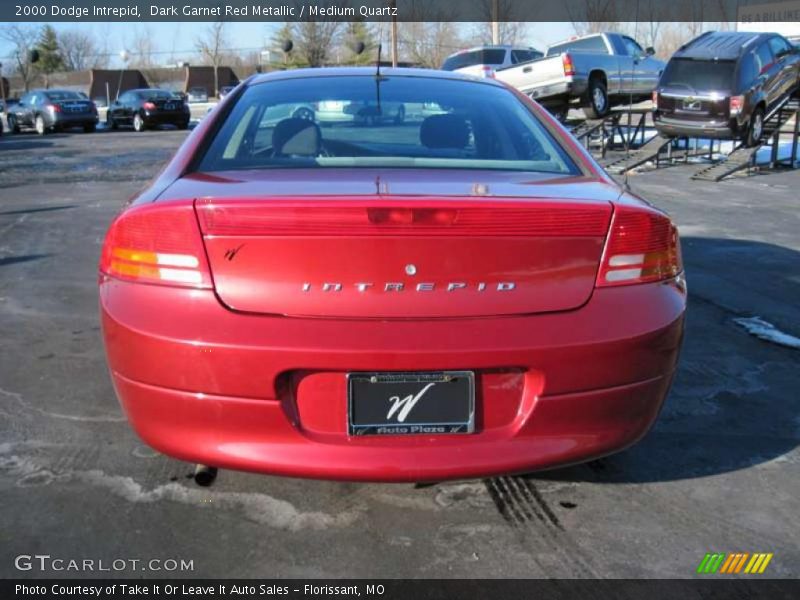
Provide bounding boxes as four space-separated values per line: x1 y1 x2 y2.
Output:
399 22 464 68
59 29 107 71
129 26 158 68
1 24 39 91
196 22 229 96
470 0 529 46
568 0 620 36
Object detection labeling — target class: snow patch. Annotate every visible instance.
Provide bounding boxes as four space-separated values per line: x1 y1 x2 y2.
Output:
734 316 800 350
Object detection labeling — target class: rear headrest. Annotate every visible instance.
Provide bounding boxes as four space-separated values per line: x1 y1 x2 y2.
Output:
272 118 321 156
420 114 470 149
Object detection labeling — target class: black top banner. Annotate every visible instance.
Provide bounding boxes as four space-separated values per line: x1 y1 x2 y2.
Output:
2 0 800 22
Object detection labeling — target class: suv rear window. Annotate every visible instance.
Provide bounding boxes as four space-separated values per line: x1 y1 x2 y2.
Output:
196 75 579 175
441 49 506 70
660 58 736 91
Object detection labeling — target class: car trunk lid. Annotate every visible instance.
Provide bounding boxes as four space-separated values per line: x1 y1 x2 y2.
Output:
185 171 616 319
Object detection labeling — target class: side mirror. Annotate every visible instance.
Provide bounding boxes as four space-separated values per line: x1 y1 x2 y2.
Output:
645 47 656 56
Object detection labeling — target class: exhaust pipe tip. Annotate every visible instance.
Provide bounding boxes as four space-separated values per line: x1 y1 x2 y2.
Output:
193 464 218 487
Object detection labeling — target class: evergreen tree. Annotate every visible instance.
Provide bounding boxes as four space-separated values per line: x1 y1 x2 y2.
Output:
36 25 64 87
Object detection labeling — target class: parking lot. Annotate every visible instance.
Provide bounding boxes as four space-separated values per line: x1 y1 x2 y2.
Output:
0 128 798 578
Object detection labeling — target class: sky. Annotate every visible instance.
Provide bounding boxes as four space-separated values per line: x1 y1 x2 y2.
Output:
0 21 576 69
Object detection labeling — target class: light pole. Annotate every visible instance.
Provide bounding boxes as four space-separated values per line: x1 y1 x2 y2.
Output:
116 49 129 101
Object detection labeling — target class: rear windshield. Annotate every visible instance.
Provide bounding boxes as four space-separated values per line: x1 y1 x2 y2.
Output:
547 36 609 56
661 58 736 91
44 91 83 101
441 49 506 70
137 90 173 99
196 75 579 175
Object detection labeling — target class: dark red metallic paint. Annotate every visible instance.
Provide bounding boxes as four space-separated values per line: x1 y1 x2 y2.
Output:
99 68 686 482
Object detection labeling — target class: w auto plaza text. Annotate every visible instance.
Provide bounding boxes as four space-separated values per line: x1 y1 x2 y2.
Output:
24 4 398 18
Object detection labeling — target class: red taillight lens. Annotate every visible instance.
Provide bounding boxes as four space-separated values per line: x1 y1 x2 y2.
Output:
729 95 744 116
47 103 62 113
562 53 575 77
99 201 212 288
652 90 659 110
143 101 156 110
596 207 682 287
481 65 496 78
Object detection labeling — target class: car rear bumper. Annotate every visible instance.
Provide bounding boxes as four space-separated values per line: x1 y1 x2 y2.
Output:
654 114 742 139
52 114 98 128
100 276 685 481
143 112 189 125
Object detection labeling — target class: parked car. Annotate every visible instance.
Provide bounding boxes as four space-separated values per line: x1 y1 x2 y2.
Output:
187 87 209 103
493 32 665 119
441 45 543 78
98 67 685 482
107 88 191 132
653 31 800 146
7 89 98 134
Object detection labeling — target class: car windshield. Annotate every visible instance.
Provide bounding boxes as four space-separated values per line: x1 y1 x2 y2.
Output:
138 90 173 99
441 49 506 70
44 91 83 101
196 75 579 175
661 58 736 92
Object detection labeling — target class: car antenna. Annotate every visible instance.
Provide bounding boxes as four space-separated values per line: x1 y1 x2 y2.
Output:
376 42 382 79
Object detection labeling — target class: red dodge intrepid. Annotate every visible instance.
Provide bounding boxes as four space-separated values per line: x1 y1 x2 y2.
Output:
99 68 685 482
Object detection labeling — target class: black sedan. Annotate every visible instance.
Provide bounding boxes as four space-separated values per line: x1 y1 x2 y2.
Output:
107 89 190 132
7 89 98 135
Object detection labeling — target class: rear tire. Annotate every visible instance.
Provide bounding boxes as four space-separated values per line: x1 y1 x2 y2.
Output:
133 113 146 132
583 77 609 120
35 115 47 135
744 106 764 147
178 120 189 130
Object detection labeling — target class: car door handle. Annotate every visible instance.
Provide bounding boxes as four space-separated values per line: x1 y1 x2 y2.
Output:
523 66 532 73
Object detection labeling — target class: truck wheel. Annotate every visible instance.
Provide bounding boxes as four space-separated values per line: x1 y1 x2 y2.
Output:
744 106 764 147
583 78 609 120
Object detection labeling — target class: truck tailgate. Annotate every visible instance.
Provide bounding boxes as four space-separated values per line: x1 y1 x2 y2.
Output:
495 55 567 96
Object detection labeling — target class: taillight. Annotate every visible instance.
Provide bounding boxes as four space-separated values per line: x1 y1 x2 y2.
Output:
99 201 212 288
652 90 659 110
562 53 575 77
729 95 744 116
596 206 682 287
481 65 496 78
143 101 156 111
46 103 61 113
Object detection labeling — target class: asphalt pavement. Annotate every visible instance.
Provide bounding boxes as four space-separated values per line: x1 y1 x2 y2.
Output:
0 127 798 578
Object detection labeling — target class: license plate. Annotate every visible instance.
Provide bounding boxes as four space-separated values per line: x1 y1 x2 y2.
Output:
347 371 475 436
164 103 175 110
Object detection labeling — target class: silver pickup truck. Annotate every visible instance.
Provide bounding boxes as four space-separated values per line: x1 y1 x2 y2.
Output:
495 32 665 119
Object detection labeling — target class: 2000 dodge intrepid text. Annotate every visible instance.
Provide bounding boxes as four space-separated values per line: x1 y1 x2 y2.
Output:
99 68 685 481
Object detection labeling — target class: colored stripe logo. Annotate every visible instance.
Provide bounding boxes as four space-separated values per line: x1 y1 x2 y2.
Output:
697 552 773 574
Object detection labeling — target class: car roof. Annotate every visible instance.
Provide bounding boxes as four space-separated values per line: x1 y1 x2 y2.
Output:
248 67 507 88
674 31 771 60
31 89 80 94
